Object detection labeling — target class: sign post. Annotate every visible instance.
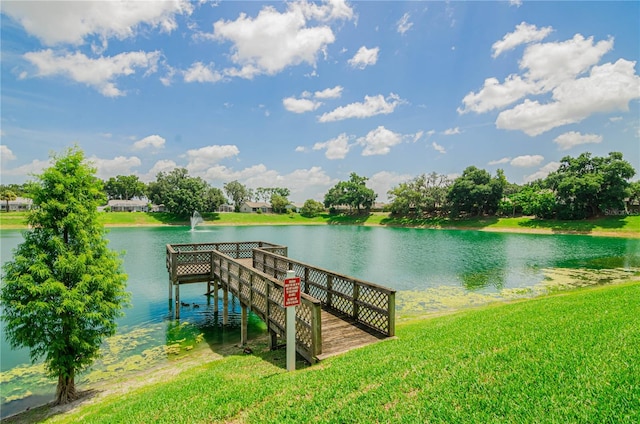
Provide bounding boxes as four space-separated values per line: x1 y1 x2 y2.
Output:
284 270 301 371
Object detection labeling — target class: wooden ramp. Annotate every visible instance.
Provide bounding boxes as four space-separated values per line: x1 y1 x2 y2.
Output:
166 241 396 363
318 310 389 360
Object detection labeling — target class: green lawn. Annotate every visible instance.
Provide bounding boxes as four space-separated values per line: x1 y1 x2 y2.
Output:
39 281 640 423
1 211 638 237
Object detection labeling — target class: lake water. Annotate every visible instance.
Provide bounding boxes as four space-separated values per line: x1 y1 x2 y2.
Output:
1 225 639 416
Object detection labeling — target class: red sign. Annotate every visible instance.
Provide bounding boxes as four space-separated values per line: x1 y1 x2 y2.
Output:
284 277 301 307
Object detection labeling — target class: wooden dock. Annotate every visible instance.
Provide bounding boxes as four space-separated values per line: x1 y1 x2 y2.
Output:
166 241 395 363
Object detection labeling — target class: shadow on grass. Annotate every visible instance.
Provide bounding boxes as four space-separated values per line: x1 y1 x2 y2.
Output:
379 215 500 229
326 212 372 225
140 212 187 225
140 212 222 225
517 216 628 234
202 212 221 222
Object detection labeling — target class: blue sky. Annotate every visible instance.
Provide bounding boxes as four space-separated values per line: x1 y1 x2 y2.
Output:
1 0 639 202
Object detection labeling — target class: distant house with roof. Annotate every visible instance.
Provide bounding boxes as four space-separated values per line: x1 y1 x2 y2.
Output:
218 204 234 213
240 201 272 213
105 199 151 212
285 202 304 213
0 197 33 212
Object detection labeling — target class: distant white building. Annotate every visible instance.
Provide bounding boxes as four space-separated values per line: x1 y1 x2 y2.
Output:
240 201 272 213
286 202 304 213
0 197 33 212
106 199 150 212
218 204 234 213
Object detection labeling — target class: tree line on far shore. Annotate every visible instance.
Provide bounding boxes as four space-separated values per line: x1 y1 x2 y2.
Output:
2 151 638 220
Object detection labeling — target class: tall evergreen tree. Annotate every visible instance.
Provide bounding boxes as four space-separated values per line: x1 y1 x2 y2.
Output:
0 147 129 404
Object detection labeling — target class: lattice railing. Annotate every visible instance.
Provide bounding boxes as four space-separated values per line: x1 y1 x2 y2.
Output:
166 242 322 362
253 249 396 337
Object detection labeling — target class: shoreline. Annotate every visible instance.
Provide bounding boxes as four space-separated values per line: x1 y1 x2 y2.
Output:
1 221 638 238
4 280 639 423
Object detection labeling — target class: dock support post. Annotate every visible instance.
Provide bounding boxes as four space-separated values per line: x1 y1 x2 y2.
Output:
175 283 180 320
240 303 248 346
268 331 278 349
168 279 173 310
223 286 229 325
213 280 219 313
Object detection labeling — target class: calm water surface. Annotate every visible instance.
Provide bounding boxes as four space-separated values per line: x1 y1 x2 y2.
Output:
1 225 639 416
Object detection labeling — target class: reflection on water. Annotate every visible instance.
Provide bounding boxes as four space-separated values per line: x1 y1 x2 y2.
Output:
1 225 638 417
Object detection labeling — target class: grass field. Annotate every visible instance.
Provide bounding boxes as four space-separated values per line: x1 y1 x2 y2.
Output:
21 281 638 423
1 211 638 237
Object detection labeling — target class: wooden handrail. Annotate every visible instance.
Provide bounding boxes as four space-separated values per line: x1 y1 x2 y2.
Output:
253 248 396 337
166 242 322 363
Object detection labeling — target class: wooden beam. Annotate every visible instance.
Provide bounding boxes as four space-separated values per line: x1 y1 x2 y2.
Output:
240 303 248 346
223 285 228 325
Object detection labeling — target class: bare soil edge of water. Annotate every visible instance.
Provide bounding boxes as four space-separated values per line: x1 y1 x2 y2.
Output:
0 338 267 424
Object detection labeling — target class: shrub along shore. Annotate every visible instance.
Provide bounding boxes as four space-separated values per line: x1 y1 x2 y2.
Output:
6 281 639 423
1 211 638 238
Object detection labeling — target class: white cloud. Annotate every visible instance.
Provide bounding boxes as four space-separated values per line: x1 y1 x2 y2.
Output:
510 0 523 7
1 145 17 163
510 155 544 168
314 85 343 99
357 126 403 156
488 157 511 165
160 64 177 86
208 1 354 78
396 13 413 35
24 49 160 97
461 27 640 137
89 156 142 180
284 166 334 200
283 97 323 113
432 141 446 154
132 135 166 151
521 34 613 90
524 161 561 183
318 93 404 122
1 159 50 177
461 34 613 115
369 171 413 203
496 59 640 136
412 131 424 143
609 116 623 122
442 127 461 135
185 145 240 172
2 1 193 46
187 162 334 201
295 146 307 153
553 131 603 151
458 75 538 114
183 62 223 83
348 46 379 69
492 22 552 58
138 159 178 182
313 133 352 159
